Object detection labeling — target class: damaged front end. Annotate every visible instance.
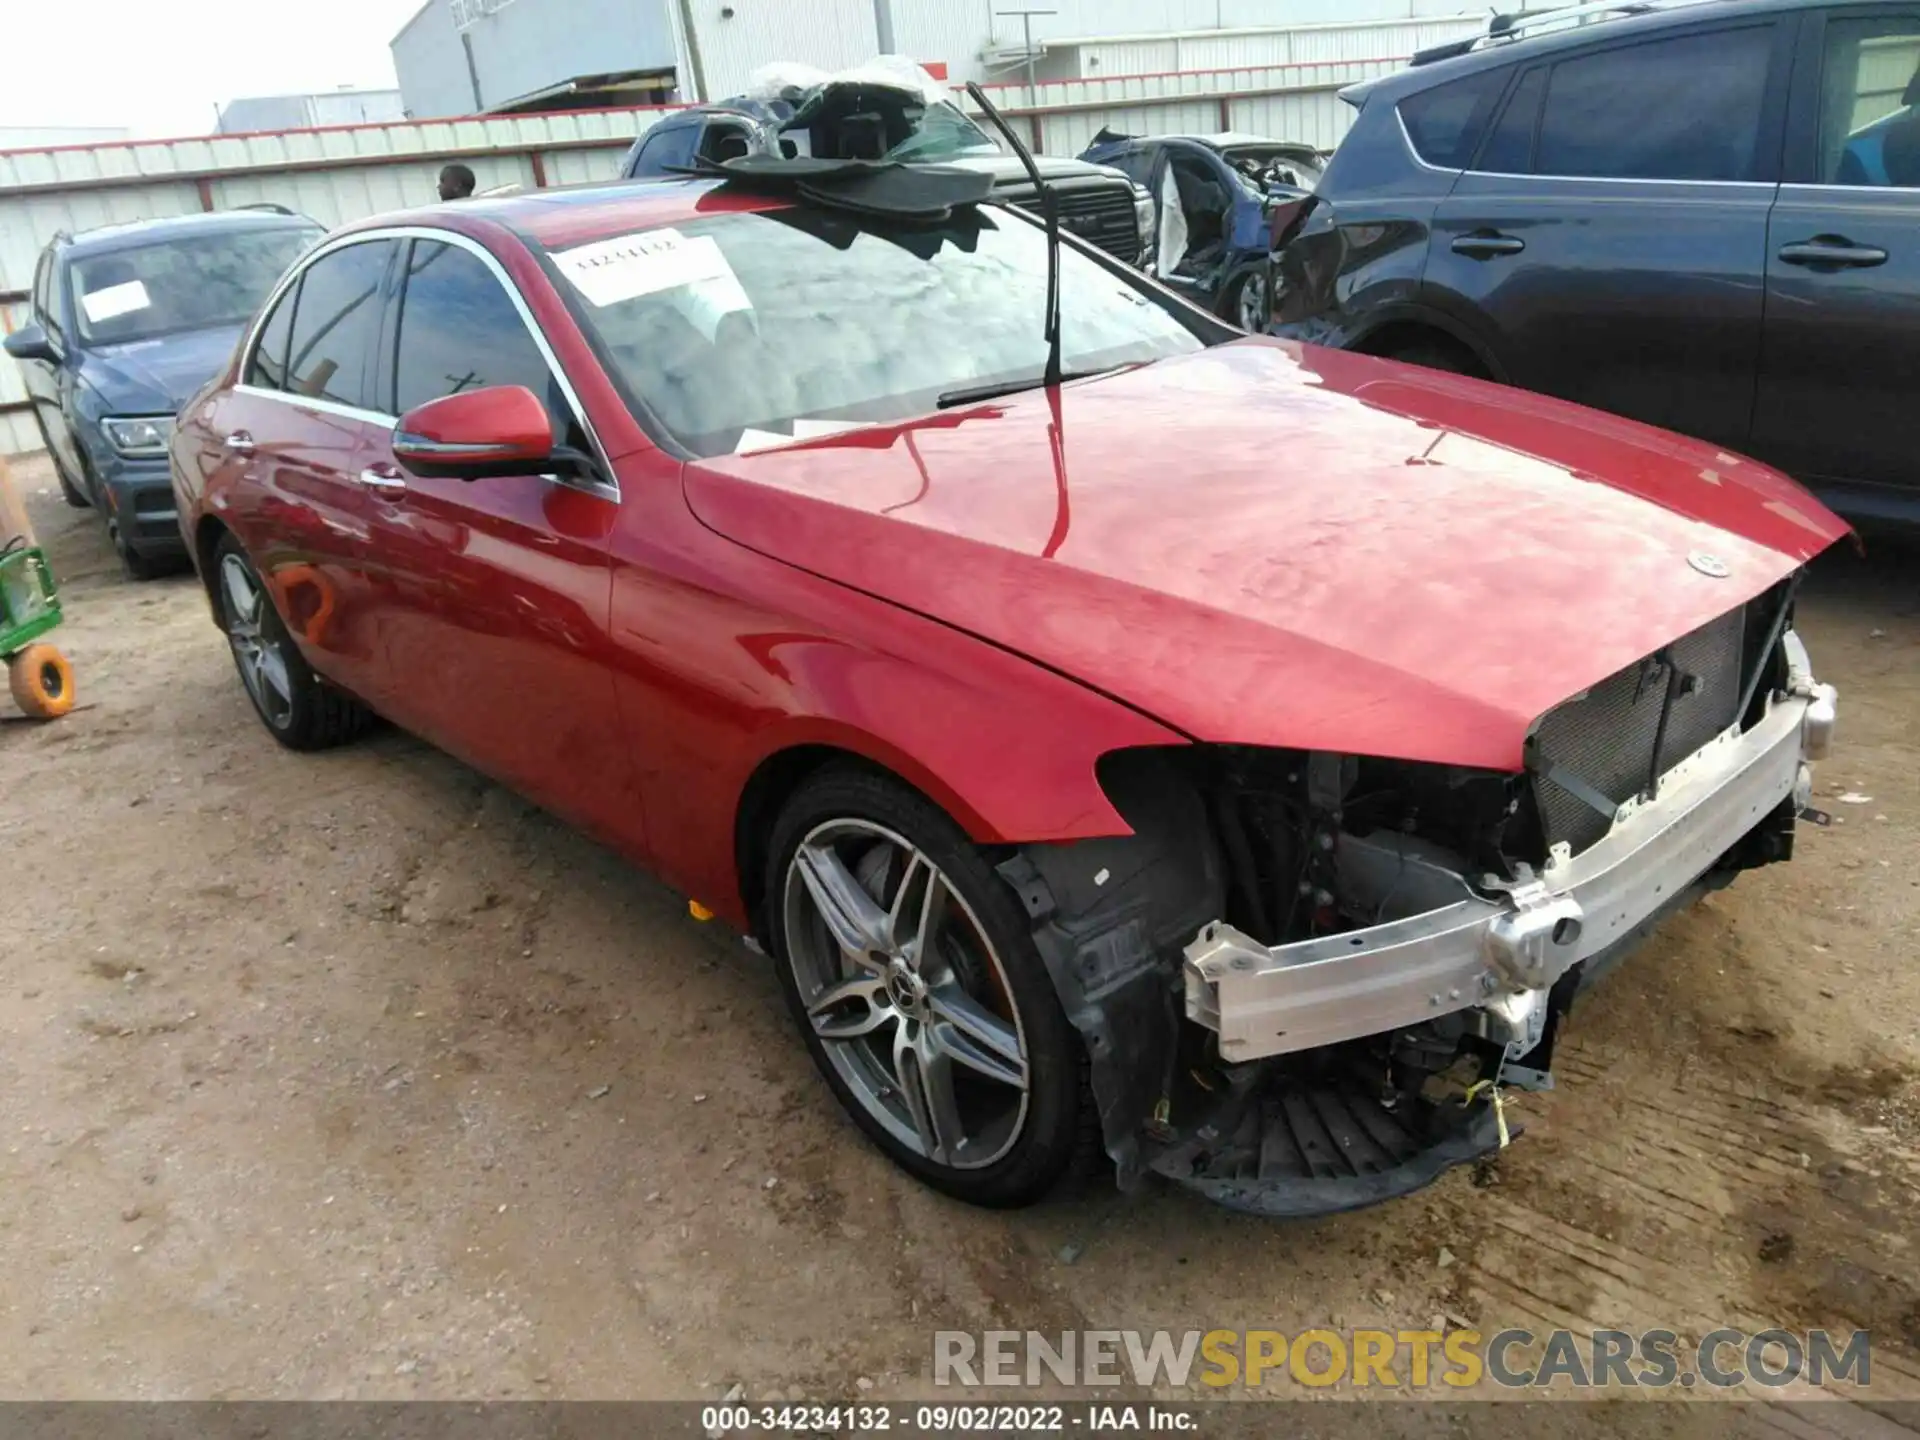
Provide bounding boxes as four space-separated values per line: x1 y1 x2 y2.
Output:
1000 597 1837 1217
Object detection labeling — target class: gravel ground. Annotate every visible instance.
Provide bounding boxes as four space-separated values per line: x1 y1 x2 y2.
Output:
2 453 1917 1423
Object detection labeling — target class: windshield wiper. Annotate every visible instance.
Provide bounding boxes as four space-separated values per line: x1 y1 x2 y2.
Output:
965 80 1061 391
936 366 1124 409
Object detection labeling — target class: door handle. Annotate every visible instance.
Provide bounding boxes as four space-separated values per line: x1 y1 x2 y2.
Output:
223 431 255 455
1777 238 1888 269
358 466 408 495
1451 232 1526 258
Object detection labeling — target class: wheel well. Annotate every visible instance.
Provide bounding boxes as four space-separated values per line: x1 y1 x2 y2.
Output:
1353 322 1490 378
733 744 876 945
193 516 231 622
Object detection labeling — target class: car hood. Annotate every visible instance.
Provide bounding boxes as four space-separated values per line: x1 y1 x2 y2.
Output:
682 340 1848 771
79 324 246 414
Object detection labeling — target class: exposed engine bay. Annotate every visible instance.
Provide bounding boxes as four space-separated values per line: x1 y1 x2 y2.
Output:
999 584 1837 1215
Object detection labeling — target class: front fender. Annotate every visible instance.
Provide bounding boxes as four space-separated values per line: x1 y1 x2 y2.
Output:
612 521 1188 927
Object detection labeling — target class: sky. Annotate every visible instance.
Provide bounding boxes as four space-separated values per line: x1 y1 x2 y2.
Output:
1 0 430 139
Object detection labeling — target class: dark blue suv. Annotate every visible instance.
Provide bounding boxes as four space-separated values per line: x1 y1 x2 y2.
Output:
1275 0 1920 526
5 209 322 576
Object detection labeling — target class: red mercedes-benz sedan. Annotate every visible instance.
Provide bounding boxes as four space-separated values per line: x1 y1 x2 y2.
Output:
169 174 1845 1216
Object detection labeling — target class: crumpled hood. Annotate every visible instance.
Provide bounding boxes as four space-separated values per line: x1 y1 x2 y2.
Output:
683 340 1847 771
79 324 245 414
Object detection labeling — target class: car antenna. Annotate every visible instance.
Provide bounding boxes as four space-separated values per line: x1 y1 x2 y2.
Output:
965 81 1061 390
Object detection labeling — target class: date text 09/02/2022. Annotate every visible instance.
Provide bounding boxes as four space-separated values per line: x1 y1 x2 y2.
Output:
701 1404 1197 1433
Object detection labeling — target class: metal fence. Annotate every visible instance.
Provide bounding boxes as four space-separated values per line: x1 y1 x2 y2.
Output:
0 50 1421 455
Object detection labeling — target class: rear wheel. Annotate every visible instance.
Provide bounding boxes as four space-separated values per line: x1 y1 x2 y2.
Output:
1379 335 1487 378
765 766 1095 1207
214 535 370 750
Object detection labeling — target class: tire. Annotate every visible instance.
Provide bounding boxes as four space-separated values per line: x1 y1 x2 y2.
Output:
8 643 75 719
1382 337 1485 378
213 534 371 751
55 460 89 510
1222 269 1272 333
31 417 90 510
764 765 1097 1207
108 520 156 582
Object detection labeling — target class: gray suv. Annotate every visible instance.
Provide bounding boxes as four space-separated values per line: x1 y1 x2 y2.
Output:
1275 0 1920 526
5 209 322 575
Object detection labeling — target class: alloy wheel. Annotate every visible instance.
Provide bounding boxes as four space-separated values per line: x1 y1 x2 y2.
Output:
1238 272 1271 333
220 553 294 731
781 818 1030 1170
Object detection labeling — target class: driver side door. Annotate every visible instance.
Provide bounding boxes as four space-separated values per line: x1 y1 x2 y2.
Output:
360 234 645 854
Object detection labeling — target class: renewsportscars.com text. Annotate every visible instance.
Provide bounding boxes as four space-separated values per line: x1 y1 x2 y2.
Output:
933 1328 1872 1391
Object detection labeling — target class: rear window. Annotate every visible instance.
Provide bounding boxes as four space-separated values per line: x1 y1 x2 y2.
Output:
1533 27 1774 182
1476 66 1546 173
544 206 1208 459
1398 68 1509 169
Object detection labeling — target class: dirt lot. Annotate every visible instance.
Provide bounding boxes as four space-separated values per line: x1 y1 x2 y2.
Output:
2 452 1918 1419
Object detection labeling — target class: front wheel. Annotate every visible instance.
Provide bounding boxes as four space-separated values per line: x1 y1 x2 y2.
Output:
55 460 89 510
107 520 155 581
1223 269 1272 333
765 766 1095 1207
31 417 90 510
214 535 370 751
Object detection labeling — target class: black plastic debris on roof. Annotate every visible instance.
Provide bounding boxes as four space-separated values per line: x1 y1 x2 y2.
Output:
676 154 994 220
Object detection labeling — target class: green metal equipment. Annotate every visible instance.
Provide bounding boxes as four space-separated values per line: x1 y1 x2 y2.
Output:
1 541 73 719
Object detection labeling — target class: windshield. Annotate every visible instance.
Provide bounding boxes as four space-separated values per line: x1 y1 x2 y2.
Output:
1220 146 1324 192
546 206 1209 459
71 226 321 346
883 102 1001 161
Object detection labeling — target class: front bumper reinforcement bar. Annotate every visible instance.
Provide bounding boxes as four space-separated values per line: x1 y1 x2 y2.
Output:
1184 640 1836 1064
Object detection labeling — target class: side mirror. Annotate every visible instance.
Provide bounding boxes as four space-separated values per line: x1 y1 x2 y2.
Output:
392 385 555 481
3 323 59 364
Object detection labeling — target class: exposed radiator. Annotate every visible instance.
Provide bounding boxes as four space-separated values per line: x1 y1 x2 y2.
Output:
1530 604 1748 855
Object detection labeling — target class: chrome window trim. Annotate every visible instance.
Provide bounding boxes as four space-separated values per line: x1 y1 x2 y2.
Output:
231 382 394 428
237 224 619 501
1414 106 1777 187
1776 181 1920 196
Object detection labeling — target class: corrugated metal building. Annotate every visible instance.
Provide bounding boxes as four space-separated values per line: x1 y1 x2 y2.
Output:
4 0 1474 456
390 0 1492 111
217 89 408 135
393 0 680 115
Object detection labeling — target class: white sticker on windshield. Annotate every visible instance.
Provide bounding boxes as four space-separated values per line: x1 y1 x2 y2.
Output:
554 228 740 308
80 279 152 323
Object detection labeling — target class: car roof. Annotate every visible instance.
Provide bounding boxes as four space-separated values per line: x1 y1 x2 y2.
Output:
1349 0 1814 106
1090 131 1314 155
335 178 793 253
1187 132 1315 151
60 209 320 260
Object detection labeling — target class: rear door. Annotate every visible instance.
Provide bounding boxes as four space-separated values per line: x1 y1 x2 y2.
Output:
1425 20 1792 450
362 234 642 850
211 236 399 707
1749 8 1920 515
